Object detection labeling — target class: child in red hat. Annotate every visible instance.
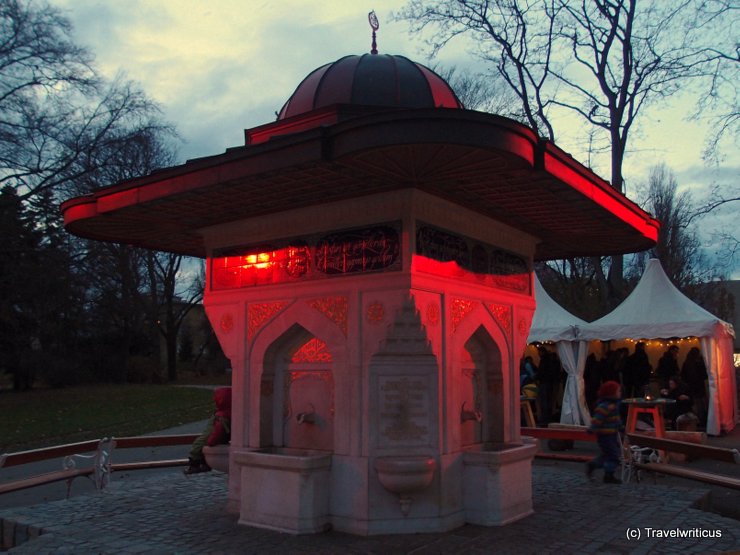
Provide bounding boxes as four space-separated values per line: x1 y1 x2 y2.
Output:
586 380 623 484
185 387 232 475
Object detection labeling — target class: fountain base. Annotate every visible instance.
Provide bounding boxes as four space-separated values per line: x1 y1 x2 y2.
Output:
462 438 538 526
234 448 333 534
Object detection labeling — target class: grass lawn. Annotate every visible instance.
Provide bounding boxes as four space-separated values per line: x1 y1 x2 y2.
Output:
0 384 220 453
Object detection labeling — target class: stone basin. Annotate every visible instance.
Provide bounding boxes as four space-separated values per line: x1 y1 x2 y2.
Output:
235 447 332 470
374 456 436 495
462 437 538 465
203 444 230 473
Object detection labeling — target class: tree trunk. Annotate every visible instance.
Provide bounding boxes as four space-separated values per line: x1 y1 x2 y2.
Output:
166 332 178 382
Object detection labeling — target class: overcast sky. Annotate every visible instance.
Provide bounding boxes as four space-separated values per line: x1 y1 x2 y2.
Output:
50 0 738 275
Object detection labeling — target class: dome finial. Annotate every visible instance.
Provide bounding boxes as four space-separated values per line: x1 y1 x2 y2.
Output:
368 11 379 55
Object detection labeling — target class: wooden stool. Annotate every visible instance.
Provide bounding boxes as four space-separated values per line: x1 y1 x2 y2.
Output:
623 399 674 460
521 396 537 428
625 405 667 438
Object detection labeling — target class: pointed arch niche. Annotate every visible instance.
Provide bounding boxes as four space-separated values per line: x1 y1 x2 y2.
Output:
460 327 504 447
259 325 335 452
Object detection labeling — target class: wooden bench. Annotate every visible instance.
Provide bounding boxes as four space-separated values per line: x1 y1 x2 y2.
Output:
626 433 740 489
634 462 740 490
0 467 94 496
111 458 189 472
626 433 740 464
0 434 199 496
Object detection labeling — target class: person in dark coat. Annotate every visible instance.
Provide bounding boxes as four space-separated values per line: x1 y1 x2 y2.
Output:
656 345 679 389
623 342 652 398
536 346 560 426
681 347 708 425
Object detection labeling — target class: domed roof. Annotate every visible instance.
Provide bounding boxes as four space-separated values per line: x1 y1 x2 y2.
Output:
278 54 463 120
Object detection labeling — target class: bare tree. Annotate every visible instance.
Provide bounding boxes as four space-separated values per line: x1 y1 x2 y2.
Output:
433 65 525 119
535 257 611 320
397 0 559 140
396 0 729 302
144 252 203 382
684 0 739 163
630 164 718 287
0 1 172 202
632 165 697 285
629 164 735 321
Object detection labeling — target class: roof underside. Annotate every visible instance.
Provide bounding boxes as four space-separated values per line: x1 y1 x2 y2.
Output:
62 107 659 260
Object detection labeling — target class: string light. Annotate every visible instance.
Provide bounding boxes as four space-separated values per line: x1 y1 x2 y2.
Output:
621 337 698 348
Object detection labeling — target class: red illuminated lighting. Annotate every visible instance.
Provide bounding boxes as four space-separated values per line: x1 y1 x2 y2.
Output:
412 255 531 295
543 148 660 243
212 250 277 289
245 252 274 270
212 246 311 290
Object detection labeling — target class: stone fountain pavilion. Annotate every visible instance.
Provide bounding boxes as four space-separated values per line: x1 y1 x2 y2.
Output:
62 51 658 535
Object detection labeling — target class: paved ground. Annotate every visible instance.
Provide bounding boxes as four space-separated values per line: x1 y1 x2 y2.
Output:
2 455 739 553
2 418 739 554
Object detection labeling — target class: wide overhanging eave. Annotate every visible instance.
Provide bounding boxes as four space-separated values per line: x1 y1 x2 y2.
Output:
61 108 659 260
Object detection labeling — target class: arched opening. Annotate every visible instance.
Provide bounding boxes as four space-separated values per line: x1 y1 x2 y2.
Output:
460 326 504 445
259 324 335 452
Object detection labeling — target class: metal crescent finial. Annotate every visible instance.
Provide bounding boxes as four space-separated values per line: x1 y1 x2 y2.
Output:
368 11 379 54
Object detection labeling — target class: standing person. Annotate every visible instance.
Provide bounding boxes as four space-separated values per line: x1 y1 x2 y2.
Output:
184 386 232 475
623 342 652 398
656 345 680 389
586 380 623 484
536 346 559 426
681 347 708 426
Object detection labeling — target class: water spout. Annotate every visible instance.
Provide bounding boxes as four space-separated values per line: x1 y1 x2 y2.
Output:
461 401 482 423
296 403 316 424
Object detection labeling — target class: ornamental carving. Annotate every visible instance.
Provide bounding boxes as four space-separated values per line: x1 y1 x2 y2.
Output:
219 313 234 334
366 301 385 324
307 296 348 335
291 338 333 363
450 298 478 331
247 301 287 340
518 317 531 337
487 303 512 337
425 303 440 327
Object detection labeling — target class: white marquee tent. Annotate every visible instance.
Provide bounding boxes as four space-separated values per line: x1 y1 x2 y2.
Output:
528 276 591 426
578 259 737 435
